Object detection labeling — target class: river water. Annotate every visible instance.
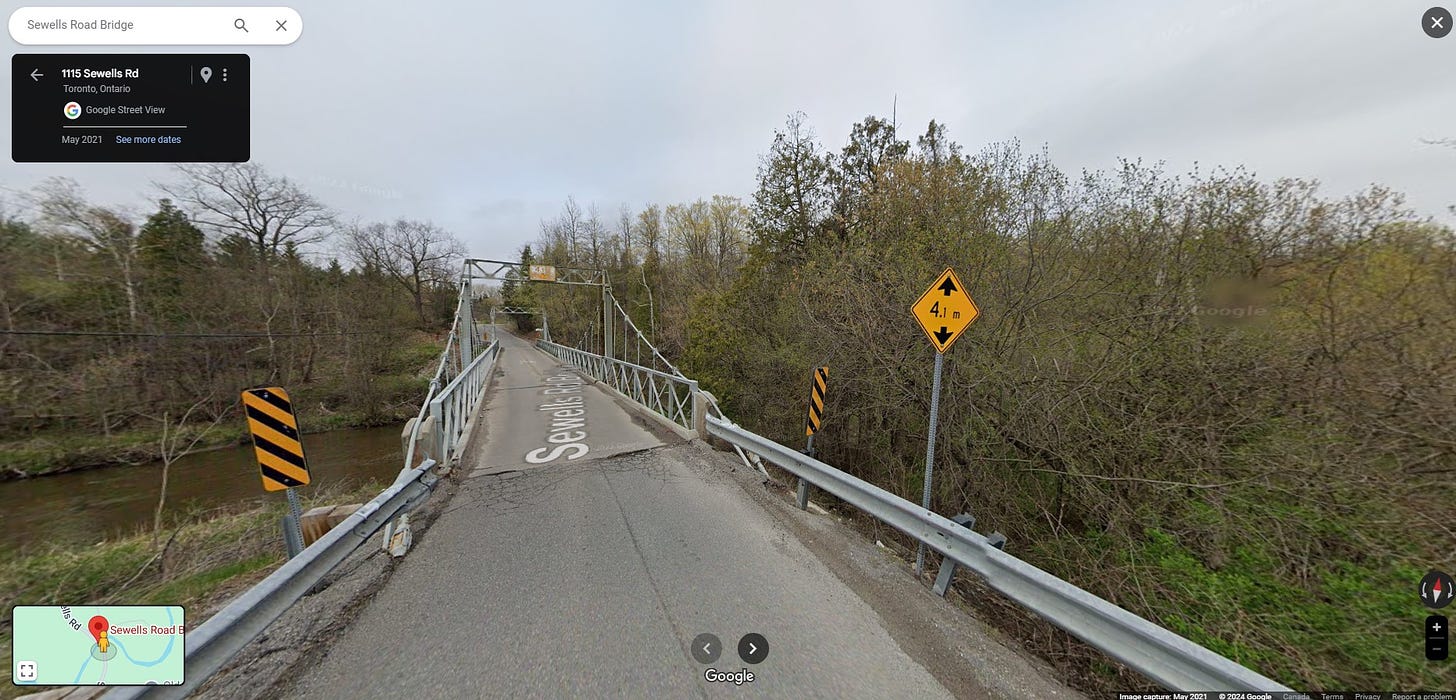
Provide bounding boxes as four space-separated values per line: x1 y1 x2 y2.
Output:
0 424 405 556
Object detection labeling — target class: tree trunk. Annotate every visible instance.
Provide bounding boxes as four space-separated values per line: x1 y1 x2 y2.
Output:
152 412 171 549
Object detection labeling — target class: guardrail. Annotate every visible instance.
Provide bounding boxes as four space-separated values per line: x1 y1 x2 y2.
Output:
538 339 700 433
106 281 495 699
105 460 442 700
703 415 1294 693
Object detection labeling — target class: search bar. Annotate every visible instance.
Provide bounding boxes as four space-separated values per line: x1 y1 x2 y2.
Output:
9 7 302 45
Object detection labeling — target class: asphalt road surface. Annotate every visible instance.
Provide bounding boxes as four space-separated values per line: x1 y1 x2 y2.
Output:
286 330 1079 699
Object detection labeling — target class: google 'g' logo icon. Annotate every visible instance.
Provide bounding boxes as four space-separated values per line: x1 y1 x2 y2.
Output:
63 101 82 119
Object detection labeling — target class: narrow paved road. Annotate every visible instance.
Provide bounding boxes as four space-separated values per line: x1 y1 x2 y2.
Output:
286 331 1078 699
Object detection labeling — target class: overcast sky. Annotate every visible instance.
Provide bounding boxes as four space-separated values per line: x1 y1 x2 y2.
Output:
3 0 1453 261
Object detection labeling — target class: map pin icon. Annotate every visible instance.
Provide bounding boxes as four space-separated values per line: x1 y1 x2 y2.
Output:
89 615 109 653
200 66 212 83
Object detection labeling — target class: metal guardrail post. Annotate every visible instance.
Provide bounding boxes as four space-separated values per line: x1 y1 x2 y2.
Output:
280 514 302 559
429 393 445 464
459 282 474 365
797 433 815 511
932 513 1007 596
689 381 705 436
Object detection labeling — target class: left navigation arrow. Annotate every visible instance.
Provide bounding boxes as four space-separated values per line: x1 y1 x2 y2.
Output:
29 69 42 81
690 633 721 663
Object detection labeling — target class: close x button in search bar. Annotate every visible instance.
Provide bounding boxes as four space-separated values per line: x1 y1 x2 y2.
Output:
9 7 302 45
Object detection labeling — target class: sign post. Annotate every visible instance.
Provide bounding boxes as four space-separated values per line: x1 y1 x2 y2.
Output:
798 366 829 510
241 386 312 559
909 268 979 577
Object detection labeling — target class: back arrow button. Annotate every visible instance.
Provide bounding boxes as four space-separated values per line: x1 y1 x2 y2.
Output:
30 69 43 81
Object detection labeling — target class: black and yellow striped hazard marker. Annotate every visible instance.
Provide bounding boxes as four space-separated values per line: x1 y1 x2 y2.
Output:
805 366 829 436
241 387 311 492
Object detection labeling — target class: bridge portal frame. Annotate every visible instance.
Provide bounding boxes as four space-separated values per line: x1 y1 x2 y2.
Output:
461 258 615 362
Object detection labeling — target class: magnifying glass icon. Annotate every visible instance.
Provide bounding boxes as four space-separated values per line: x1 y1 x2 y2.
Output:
234 18 248 32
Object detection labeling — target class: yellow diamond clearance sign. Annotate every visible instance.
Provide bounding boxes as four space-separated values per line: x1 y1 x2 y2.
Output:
911 268 980 353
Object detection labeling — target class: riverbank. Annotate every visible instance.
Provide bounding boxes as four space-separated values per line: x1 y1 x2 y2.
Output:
0 480 385 696
0 409 416 481
0 336 444 481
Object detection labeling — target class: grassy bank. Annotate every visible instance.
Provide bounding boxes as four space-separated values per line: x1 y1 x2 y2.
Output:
0 480 386 695
0 336 442 479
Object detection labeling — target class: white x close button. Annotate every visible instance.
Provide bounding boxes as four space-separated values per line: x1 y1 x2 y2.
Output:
1424 6 1452 38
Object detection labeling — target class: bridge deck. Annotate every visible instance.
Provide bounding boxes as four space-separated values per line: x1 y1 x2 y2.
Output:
287 331 1078 698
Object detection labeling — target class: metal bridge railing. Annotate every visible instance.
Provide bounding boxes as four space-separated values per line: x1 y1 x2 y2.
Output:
430 339 500 466
538 338 700 433
401 280 472 472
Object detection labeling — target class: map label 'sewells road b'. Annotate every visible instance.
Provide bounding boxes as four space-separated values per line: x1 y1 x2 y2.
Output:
11 605 184 687
289 330 1079 698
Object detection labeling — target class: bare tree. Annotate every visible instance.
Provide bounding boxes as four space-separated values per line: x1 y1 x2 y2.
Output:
617 204 634 267
159 163 334 266
708 195 749 285
32 178 143 328
152 393 228 548
559 197 584 260
634 205 663 338
666 200 711 272
346 219 466 325
584 204 606 268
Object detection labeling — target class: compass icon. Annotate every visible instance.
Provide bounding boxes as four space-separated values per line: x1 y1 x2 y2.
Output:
1420 570 1454 609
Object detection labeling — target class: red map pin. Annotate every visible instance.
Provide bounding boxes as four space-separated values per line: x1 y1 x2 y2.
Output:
89 615 109 651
